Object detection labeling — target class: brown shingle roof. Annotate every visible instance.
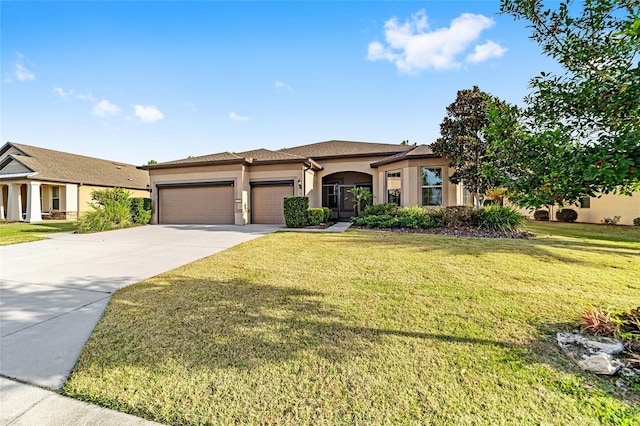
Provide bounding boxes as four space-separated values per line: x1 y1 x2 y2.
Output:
0 142 149 189
235 148 306 163
279 140 413 159
145 148 322 170
145 152 246 168
370 144 438 167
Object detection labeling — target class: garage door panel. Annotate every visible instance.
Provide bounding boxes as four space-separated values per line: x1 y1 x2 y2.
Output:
160 186 234 224
252 185 293 224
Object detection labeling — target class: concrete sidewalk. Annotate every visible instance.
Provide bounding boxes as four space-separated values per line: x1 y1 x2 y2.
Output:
1 377 162 425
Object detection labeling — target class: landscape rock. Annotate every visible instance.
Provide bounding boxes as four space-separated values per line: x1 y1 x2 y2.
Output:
577 353 623 375
557 332 625 375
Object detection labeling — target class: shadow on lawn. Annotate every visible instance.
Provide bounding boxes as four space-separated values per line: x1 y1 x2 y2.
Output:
67 274 639 421
336 230 639 267
82 276 523 372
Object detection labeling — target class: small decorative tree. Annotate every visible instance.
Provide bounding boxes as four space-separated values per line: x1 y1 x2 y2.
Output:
347 187 374 216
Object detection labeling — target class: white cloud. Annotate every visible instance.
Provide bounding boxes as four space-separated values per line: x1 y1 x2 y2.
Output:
134 105 164 123
229 112 249 121
93 99 120 117
52 87 74 99
466 40 508 63
367 9 505 73
77 92 97 102
275 81 293 90
4 52 35 83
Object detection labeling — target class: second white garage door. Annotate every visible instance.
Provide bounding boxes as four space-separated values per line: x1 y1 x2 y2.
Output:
251 184 294 224
159 184 234 224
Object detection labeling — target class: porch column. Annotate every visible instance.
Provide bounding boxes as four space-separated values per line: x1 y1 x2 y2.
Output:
25 181 43 223
0 185 5 220
7 183 23 221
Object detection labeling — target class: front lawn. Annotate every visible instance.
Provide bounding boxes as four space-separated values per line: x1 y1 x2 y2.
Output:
63 223 639 425
0 221 78 245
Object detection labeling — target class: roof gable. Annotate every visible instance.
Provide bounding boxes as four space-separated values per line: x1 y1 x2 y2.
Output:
0 142 149 189
370 144 438 167
0 157 34 175
279 140 413 159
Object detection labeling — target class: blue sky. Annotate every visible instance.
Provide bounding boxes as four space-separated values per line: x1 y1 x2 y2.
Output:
1 1 560 166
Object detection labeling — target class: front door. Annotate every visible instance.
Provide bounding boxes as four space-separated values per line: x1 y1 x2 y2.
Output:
323 184 371 221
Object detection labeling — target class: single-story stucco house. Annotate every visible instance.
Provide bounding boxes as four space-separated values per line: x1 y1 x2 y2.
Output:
0 142 150 222
143 139 640 226
141 140 474 225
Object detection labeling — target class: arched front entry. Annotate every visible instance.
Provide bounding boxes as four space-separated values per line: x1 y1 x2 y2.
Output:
322 171 372 221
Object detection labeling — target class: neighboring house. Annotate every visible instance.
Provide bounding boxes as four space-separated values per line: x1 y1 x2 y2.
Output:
517 193 640 226
0 142 150 222
142 140 472 225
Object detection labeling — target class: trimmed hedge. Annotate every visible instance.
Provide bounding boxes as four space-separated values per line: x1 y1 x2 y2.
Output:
322 207 332 223
130 197 152 225
307 208 324 226
634 217 640 226
284 197 309 228
556 208 578 223
533 210 550 221
351 206 445 229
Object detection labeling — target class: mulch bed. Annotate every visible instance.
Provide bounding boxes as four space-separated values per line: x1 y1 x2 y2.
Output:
350 225 534 239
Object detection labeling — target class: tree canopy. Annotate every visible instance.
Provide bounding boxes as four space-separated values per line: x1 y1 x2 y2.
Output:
431 86 503 208
493 0 640 208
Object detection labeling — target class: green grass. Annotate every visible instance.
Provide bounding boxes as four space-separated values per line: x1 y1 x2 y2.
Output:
63 223 640 425
525 220 640 243
0 221 78 245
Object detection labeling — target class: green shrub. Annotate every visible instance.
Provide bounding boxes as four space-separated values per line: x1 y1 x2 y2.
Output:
361 203 398 217
322 207 332 223
397 215 419 229
130 197 152 225
601 216 621 225
398 205 428 219
78 188 132 233
283 197 309 228
445 206 477 227
351 214 392 228
307 208 324 226
533 210 549 221
423 207 446 228
634 217 640 226
477 205 525 233
556 208 578 223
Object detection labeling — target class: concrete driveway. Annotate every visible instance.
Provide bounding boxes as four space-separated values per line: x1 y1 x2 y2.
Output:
0 224 280 390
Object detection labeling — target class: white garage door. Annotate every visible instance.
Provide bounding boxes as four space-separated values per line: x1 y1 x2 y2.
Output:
159 184 234 224
252 184 294 224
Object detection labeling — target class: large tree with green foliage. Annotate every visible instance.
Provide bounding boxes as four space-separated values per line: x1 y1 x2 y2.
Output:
431 86 503 208
493 0 640 208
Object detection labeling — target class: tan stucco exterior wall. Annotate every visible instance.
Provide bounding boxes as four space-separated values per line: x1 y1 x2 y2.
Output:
308 156 385 207
517 192 640 226
376 159 457 207
148 163 308 225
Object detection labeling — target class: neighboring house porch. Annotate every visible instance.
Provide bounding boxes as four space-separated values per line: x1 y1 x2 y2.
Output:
0 181 78 222
0 142 150 223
